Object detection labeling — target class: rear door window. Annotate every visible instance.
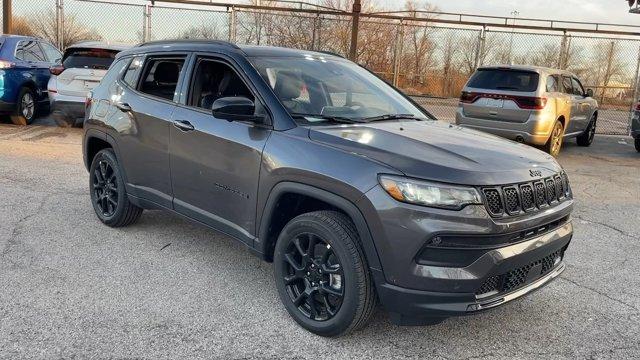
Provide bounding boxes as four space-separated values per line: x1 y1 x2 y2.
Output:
138 56 186 101
467 69 539 92
62 48 120 70
561 76 574 95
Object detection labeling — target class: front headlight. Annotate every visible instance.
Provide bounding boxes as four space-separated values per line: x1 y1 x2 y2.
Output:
379 175 482 210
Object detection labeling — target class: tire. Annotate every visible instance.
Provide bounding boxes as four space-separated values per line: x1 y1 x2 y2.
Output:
89 148 142 227
635 137 640 153
273 210 376 337
543 120 564 157
577 115 596 147
10 87 37 125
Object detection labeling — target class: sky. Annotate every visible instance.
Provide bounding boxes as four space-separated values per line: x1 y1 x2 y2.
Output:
380 0 640 25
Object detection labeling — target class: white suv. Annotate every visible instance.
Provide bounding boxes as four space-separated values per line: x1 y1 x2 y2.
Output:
48 42 130 127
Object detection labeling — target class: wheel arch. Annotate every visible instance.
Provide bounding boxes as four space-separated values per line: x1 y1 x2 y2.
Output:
256 182 382 271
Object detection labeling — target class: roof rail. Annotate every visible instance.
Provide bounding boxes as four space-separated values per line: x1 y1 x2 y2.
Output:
136 39 241 50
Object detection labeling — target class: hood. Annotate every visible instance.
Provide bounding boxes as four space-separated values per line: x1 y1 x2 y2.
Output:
308 120 561 186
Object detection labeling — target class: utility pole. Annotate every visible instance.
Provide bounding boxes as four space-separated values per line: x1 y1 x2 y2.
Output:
3 0 12 34
348 0 361 61
508 10 519 65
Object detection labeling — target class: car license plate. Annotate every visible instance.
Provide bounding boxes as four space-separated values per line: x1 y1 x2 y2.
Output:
483 98 504 108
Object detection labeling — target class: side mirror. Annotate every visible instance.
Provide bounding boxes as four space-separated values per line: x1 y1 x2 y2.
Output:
586 88 594 98
212 96 262 122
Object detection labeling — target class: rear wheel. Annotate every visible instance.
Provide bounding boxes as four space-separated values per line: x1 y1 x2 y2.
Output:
89 148 142 227
273 211 376 337
10 87 36 125
577 115 596 147
544 120 564 157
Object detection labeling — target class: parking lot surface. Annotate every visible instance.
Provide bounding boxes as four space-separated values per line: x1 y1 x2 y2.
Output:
0 124 639 359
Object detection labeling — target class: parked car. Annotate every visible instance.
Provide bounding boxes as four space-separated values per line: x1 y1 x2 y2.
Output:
83 41 574 337
0 35 62 125
632 101 640 152
456 65 598 157
48 42 130 127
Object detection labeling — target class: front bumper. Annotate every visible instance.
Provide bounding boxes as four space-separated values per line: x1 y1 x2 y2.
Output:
358 184 573 320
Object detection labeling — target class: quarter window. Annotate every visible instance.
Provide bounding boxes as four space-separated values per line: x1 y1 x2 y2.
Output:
138 56 186 101
122 56 144 88
16 40 46 62
546 76 558 92
40 42 62 63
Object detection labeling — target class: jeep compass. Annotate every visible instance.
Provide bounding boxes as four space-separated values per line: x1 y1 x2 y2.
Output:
83 40 574 337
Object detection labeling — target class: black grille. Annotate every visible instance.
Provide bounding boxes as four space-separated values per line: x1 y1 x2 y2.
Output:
520 184 535 211
483 189 503 215
480 172 571 218
476 249 564 296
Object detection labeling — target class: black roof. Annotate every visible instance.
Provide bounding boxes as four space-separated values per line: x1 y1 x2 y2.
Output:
122 39 343 59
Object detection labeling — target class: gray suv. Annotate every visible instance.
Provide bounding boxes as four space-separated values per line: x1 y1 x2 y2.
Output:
83 41 574 337
456 65 598 157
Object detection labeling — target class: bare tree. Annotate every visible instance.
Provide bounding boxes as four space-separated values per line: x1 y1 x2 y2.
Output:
12 16 36 37
401 0 438 86
180 24 223 40
440 36 460 97
31 9 101 48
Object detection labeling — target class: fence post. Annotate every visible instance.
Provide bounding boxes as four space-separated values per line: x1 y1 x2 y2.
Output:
629 46 640 133
392 20 404 87
56 0 64 49
311 13 320 50
228 6 237 43
142 4 151 42
348 0 361 61
3 0 12 34
474 25 486 69
558 31 568 69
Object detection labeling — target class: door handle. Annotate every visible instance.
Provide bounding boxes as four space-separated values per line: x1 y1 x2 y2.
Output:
173 120 195 132
115 102 132 112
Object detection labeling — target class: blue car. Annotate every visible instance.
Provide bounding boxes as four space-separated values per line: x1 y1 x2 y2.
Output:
0 35 62 125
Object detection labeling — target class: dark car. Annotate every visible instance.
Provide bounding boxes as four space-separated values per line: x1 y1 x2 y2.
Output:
83 40 574 337
0 35 62 125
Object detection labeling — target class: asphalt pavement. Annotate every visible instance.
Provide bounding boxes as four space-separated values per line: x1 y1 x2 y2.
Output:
0 124 639 359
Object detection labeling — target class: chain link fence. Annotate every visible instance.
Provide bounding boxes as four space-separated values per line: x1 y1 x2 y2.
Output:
3 0 640 135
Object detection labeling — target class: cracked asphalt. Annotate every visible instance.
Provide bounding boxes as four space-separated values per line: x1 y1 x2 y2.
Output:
0 124 639 359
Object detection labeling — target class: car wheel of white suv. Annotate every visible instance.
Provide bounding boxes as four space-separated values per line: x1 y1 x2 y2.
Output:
544 120 564 157
577 115 596 147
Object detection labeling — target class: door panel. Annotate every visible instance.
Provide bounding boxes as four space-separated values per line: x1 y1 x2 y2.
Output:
170 107 270 243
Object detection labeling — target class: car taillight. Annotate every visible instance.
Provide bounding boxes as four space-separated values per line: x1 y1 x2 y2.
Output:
459 92 547 110
49 65 65 75
0 60 15 69
635 103 640 111
85 91 93 109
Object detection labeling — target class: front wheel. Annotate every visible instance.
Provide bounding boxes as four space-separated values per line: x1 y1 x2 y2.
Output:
577 116 596 147
273 211 376 337
635 137 640 153
544 120 564 157
89 148 142 227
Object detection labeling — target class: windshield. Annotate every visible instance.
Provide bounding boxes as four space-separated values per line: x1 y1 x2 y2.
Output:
62 48 120 70
249 56 429 124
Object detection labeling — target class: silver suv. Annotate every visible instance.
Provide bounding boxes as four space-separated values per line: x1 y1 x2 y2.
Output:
456 65 598 156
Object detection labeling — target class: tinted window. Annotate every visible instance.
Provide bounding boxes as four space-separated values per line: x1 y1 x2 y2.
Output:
41 42 62 63
122 56 144 88
138 57 186 101
546 75 558 92
16 40 46 62
571 77 585 96
62 48 120 70
467 69 540 92
101 58 128 89
189 59 254 110
561 76 574 95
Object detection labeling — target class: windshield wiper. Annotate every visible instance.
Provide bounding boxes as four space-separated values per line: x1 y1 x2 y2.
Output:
290 113 364 124
359 114 422 123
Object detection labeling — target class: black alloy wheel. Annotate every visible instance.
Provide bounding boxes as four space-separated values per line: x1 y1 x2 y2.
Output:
282 232 345 321
89 149 142 227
